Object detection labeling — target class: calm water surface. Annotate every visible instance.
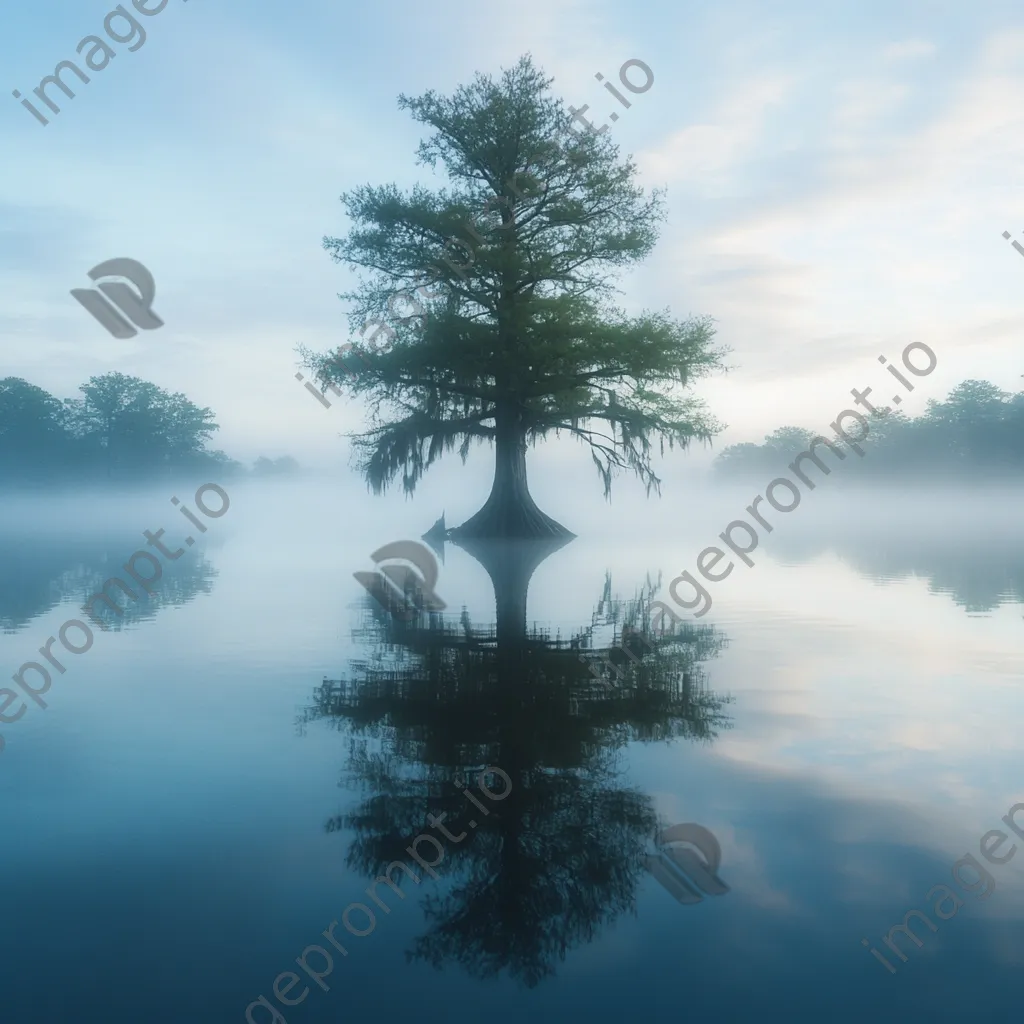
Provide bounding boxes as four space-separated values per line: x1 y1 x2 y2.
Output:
1 480 1022 1023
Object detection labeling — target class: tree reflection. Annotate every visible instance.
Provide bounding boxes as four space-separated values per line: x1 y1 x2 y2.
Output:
0 530 218 632
299 536 731 986
774 525 1024 614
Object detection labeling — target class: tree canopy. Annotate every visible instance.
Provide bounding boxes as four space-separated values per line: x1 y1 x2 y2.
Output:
0 373 241 485
713 379 1024 481
307 54 726 538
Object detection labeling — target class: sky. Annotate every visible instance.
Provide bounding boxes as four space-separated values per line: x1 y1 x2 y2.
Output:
3 0 1024 490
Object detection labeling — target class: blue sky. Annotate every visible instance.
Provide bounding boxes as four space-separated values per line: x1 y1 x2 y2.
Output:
3 0 1024 481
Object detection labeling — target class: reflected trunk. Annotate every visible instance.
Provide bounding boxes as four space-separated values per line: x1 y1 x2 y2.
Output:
451 535 572 645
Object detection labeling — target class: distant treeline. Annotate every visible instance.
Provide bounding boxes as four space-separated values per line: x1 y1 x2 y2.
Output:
0 374 299 485
714 380 1024 481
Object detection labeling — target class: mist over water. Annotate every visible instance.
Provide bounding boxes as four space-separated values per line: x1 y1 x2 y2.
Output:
1 475 1022 1022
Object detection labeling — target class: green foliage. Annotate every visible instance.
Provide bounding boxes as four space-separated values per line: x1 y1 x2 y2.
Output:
0 378 68 477
63 372 219 472
0 373 237 485
713 379 1024 480
252 455 301 476
307 54 727 500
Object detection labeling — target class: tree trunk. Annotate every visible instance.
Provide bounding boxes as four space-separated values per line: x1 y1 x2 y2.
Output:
451 404 574 541
451 535 573 644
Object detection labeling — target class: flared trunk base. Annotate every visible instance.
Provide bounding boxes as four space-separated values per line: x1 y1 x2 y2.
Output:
451 408 574 541
450 493 574 541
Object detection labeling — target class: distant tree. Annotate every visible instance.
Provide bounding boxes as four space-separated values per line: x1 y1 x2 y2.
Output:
0 378 68 480
182 448 245 477
922 379 1019 471
924 380 1010 425
252 455 300 476
713 379 1024 481
162 391 222 461
308 54 726 539
64 373 218 478
713 426 818 479
762 426 818 454
711 441 768 477
0 373 228 487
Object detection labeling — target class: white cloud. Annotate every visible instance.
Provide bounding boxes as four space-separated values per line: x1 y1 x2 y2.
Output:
637 73 795 189
615 25 1024 446
882 39 937 61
